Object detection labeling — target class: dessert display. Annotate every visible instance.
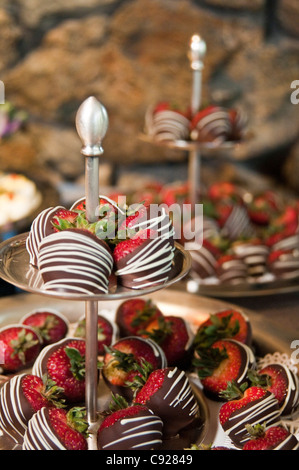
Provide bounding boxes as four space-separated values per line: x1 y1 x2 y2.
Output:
0 172 42 229
0 294 298 451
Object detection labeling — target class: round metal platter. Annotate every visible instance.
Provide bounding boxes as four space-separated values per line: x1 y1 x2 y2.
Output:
0 233 191 301
0 289 297 450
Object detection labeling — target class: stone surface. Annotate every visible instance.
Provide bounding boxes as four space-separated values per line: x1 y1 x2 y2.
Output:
0 0 298 186
0 6 21 73
277 0 299 37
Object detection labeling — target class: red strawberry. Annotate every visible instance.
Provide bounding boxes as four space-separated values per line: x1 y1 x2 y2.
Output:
207 182 238 202
21 309 69 346
219 385 281 448
193 309 252 348
115 298 163 337
23 406 88 450
193 339 255 400
0 325 41 372
242 424 299 450
33 338 87 403
273 206 299 231
51 208 79 231
117 204 148 238
133 367 199 438
113 228 156 263
190 105 231 143
102 336 166 400
141 315 193 367
97 402 163 450
74 314 117 355
0 373 64 444
160 182 190 207
248 363 299 416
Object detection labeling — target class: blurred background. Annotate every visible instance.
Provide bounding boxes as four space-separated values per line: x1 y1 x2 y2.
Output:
0 0 298 199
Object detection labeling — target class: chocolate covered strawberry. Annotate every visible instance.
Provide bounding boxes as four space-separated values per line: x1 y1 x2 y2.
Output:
133 366 199 438
97 402 163 450
190 105 231 143
216 254 247 285
145 101 190 142
21 309 69 346
248 363 299 416
141 315 193 367
0 373 64 444
113 221 175 289
193 309 252 349
0 325 41 373
115 298 163 337
242 424 299 450
219 384 281 448
193 339 255 400
23 406 88 450
32 338 87 403
102 336 167 400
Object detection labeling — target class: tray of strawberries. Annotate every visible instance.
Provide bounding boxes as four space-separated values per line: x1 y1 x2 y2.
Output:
0 289 298 451
120 178 299 298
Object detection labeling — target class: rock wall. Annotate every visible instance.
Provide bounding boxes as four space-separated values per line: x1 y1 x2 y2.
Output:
0 0 298 190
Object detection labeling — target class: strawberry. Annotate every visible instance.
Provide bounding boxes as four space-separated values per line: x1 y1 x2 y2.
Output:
207 182 239 202
0 325 41 373
21 309 69 346
193 309 252 349
216 254 247 285
160 182 190 207
113 228 156 263
51 208 79 232
190 105 231 143
23 406 88 450
242 424 299 450
141 315 193 367
102 336 166 400
115 298 163 337
248 191 280 226
33 338 87 403
0 373 65 444
272 206 299 232
74 314 117 355
248 363 299 416
133 367 199 438
116 203 148 240
219 384 281 448
193 339 255 400
97 401 163 450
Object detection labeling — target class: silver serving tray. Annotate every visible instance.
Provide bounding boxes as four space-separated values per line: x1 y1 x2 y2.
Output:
0 233 191 301
0 289 296 450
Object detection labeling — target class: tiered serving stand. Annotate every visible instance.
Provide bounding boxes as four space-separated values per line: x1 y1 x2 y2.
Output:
0 97 192 450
